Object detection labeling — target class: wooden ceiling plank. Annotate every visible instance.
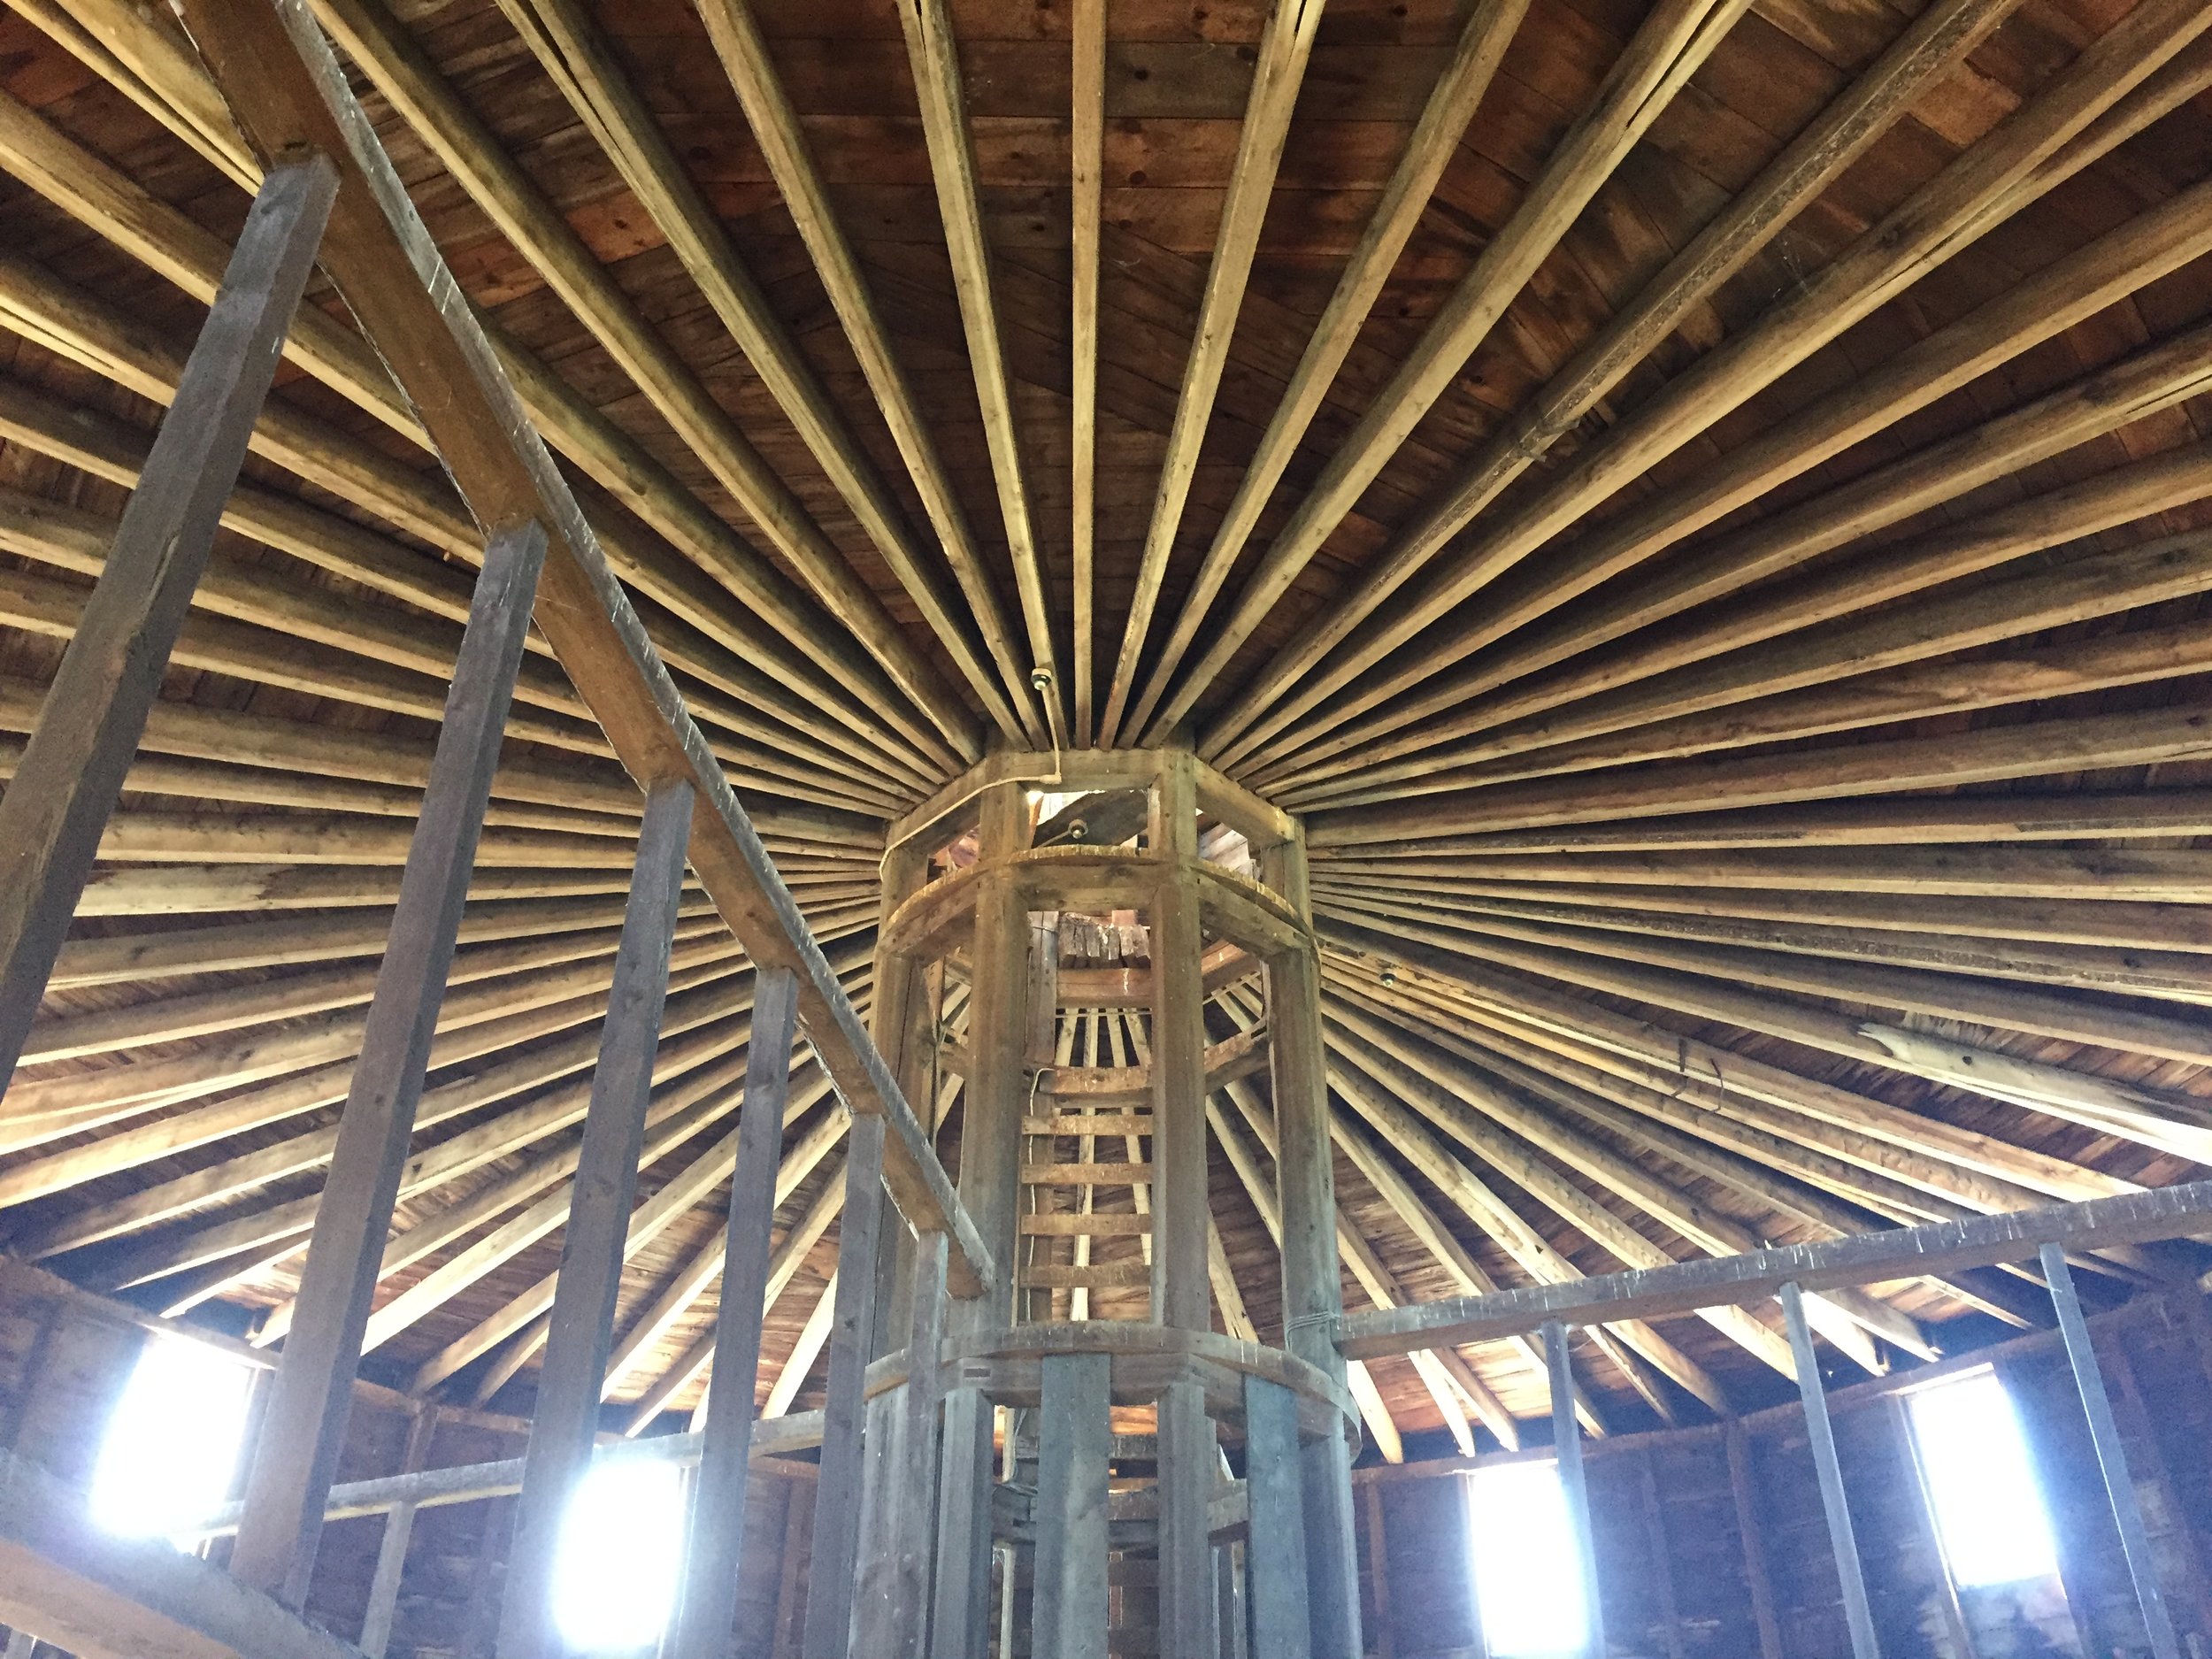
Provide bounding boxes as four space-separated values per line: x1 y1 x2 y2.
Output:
1187 0 2019 755
893 0 1061 733
695 0 1047 746
1318 896 2212 1167
1308 882 2212 1008
346 0 995 759
1219 0 2212 775
1136 0 1755 749
0 257 922 782
1307 703 2212 842
1097 0 1329 744
1316 932 2130 1208
0 78 942 787
1274 326 2212 795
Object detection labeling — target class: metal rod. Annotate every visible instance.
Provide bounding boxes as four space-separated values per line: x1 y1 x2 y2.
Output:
1542 1321 1607 1659
1780 1282 1882 1659
2039 1243 2183 1659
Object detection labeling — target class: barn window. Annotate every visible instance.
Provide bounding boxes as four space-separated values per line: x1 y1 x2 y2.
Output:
1906 1369 2060 1587
90 1333 256 1539
1465 1459 1591 1656
550 1455 687 1652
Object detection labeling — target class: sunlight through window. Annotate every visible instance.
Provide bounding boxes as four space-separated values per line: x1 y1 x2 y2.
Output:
1466 1459 1590 1657
1907 1370 2060 1588
89 1333 255 1540
550 1455 687 1653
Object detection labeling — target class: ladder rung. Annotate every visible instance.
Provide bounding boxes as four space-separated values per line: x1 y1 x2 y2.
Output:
1020 1213 1153 1236
1020 1162 1153 1185
1019 1260 1151 1289
1023 1113 1153 1137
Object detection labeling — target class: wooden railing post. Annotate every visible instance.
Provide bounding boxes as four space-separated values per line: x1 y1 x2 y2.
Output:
0 152 337 1094
495 777 695 1659
671 964 801 1659
229 518 548 1605
1780 1281 1883 1659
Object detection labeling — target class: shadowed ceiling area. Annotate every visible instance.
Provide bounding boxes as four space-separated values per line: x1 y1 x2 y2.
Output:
0 0 2208 1457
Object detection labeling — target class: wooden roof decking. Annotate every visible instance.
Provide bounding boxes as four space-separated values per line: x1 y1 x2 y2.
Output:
0 0 2208 1453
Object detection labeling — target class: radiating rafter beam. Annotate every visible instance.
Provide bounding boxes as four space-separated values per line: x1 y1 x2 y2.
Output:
1097 0 1330 742
1122 0 1530 743
694 0 1045 745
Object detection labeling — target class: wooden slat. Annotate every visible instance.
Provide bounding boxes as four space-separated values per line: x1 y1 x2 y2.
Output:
1018 1260 1153 1290
1023 1164 1157 1187
1023 1114 1155 1139
1020 1213 1155 1237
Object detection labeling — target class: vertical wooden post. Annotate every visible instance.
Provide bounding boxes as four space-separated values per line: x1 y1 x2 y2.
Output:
1780 1281 1883 1659
1724 1422 1785 1659
497 778 695 1659
933 781 1033 1658
888 1230 952 1659
1033 1351 1111 1659
231 519 549 1606
672 965 801 1659
1148 753 1210 1332
360 1407 441 1659
1361 1484 1394 1659
803 1111 892 1659
1635 1449 1686 1659
1243 1377 1312 1659
2040 1244 2183 1659
0 154 338 1093
1543 1322 1607 1659
1158 1374 1219 1658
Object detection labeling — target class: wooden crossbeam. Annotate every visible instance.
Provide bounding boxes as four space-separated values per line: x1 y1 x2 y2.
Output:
1338 1179 2212 1358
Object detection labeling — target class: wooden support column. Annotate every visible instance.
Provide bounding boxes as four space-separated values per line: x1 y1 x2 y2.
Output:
802 1112 891 1659
359 1407 439 1659
1149 754 1210 1331
1243 1378 1312 1659
1724 1423 1785 1659
1780 1281 1882 1659
1262 825 1361 1659
1544 1322 1607 1659
2040 1244 2183 1659
0 153 337 1093
887 1231 951 1659
496 778 695 1659
933 782 1034 1659
671 964 800 1659
1157 1374 1218 1658
230 519 548 1606
1033 1352 1110 1659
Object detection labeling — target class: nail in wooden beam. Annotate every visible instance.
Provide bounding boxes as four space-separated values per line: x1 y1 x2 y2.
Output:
359 1407 440 1659
1543 1321 1607 1659
671 964 801 1659
229 518 549 1606
2039 1243 2183 1659
0 153 337 1094
1032 1352 1110 1659
1779 1282 1882 1659
803 1111 891 1658
1244 1376 1313 1659
495 778 695 1659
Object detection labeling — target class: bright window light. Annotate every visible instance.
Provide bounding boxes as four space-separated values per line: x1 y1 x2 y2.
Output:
89 1333 255 1539
1907 1371 2061 1588
550 1456 687 1653
1466 1460 1591 1657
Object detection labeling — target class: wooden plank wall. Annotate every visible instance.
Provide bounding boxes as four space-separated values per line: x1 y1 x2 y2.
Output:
1356 1294 2212 1659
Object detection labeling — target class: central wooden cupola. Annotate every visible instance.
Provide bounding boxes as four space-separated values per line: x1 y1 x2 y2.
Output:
862 749 1363 1658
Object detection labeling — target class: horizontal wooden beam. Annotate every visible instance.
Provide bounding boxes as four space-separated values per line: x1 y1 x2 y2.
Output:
1336 1180 2212 1357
